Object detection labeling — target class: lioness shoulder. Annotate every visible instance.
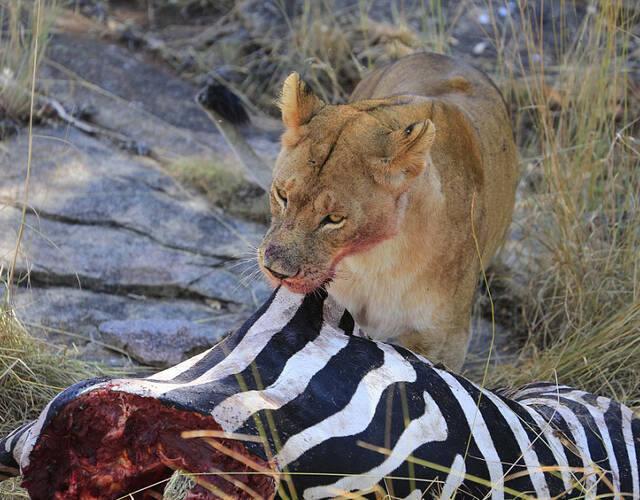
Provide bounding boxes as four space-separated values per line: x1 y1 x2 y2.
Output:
258 52 517 371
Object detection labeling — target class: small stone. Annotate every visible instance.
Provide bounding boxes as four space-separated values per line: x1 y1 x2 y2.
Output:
134 140 150 156
473 41 488 55
477 11 490 24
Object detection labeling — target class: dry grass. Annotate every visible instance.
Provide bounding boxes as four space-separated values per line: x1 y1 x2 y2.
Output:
150 1 458 112
167 155 270 223
0 297 107 498
163 471 197 500
0 0 57 120
481 1 640 406
0 304 104 436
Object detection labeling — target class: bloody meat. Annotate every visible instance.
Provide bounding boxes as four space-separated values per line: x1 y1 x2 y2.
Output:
22 390 277 500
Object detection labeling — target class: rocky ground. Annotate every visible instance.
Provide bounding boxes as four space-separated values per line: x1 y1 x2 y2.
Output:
0 28 278 368
0 7 515 373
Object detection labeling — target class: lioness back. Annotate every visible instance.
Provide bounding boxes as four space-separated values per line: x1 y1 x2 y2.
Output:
350 53 518 262
258 53 517 370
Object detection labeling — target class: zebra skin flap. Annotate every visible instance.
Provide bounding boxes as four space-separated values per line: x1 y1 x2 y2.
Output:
1 287 639 499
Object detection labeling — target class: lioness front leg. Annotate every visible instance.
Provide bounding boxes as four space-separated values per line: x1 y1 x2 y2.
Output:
396 313 471 372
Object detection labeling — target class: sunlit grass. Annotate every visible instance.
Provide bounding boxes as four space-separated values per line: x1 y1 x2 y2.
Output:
482 0 640 406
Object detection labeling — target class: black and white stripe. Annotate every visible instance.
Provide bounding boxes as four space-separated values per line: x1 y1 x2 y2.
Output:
2 287 639 499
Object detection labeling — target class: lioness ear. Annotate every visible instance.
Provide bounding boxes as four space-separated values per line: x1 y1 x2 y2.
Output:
375 119 436 188
278 73 324 142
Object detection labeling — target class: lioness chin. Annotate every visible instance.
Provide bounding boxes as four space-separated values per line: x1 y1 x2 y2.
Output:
258 52 517 371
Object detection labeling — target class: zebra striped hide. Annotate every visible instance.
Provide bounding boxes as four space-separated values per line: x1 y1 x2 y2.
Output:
1 287 639 499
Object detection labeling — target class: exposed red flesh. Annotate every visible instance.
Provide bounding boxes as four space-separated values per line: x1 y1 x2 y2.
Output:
22 390 277 500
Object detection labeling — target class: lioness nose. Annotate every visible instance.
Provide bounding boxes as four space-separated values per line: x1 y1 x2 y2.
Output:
264 265 298 280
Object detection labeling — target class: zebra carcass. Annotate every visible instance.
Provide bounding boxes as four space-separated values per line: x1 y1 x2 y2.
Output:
1 287 639 499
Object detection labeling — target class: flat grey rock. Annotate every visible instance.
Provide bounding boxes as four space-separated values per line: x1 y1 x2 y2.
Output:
99 318 236 367
0 206 267 305
0 128 266 260
0 125 271 365
46 34 219 135
11 287 250 366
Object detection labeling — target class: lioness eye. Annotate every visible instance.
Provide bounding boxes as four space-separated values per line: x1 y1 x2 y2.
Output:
275 187 287 207
322 214 345 225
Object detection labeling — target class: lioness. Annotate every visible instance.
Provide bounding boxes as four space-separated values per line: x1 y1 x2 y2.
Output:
258 53 517 370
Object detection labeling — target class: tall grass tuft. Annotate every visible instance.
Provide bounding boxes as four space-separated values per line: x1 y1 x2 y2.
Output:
485 1 640 405
0 302 104 437
0 297 107 497
0 0 57 120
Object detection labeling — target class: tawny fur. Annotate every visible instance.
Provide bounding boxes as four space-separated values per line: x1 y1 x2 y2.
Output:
259 53 517 371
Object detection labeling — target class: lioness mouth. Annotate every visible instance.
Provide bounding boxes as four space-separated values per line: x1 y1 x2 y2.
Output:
280 273 333 295
22 390 277 500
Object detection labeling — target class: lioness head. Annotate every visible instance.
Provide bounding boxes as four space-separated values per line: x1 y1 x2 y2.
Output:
258 73 436 294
